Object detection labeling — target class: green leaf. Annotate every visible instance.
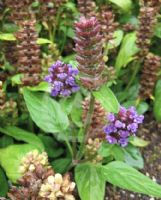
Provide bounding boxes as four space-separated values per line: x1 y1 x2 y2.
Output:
99 143 124 161
154 23 161 39
38 135 64 158
154 80 161 121
99 143 143 168
23 89 69 135
99 142 114 157
123 145 144 169
93 85 120 113
107 30 124 50
11 74 23 85
37 38 53 44
0 167 8 197
0 126 44 151
27 82 51 92
103 161 161 198
0 135 14 148
108 0 132 12
75 163 105 200
51 158 71 174
71 93 83 127
0 144 37 182
59 96 75 114
115 32 139 73
129 136 149 147
0 33 16 41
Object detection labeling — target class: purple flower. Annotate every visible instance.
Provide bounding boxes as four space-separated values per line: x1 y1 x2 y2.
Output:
104 106 144 147
134 115 144 123
57 73 67 80
119 130 129 138
44 61 80 97
107 113 115 122
118 138 128 147
106 135 117 144
104 124 117 135
127 123 138 133
60 89 71 96
115 120 125 128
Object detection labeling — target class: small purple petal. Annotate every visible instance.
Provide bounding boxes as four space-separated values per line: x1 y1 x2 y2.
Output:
53 81 63 91
57 73 67 80
71 86 80 92
44 75 52 83
118 138 128 147
134 115 144 124
106 135 117 144
127 123 138 133
65 77 75 86
115 120 125 128
104 124 117 134
107 113 115 122
60 89 71 96
119 130 129 138
51 89 59 97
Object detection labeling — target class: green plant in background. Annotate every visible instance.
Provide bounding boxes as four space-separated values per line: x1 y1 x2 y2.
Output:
0 0 161 199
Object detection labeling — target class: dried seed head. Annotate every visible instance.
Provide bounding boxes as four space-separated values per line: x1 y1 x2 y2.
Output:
82 97 106 139
0 82 18 126
15 19 42 86
140 0 161 11
136 6 159 57
77 0 97 18
19 150 49 175
122 23 136 32
39 0 67 22
5 0 33 24
0 81 5 106
98 6 118 44
85 138 103 163
75 17 106 90
139 53 161 99
39 172 75 199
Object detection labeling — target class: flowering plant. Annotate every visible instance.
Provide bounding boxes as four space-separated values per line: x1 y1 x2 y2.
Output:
0 0 161 200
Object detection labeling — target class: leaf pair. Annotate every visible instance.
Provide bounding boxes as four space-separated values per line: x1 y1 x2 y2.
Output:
75 161 161 200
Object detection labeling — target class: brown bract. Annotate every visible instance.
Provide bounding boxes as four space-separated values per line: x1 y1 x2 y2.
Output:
74 17 106 90
136 6 159 58
15 20 42 86
139 53 161 99
82 97 106 139
77 0 97 18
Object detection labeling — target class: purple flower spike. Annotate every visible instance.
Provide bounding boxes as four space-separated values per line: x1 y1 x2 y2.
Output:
104 106 144 147
44 61 80 97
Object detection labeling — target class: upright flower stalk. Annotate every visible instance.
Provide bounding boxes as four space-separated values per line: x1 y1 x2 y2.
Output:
139 53 161 99
98 6 118 47
5 0 32 24
75 17 107 158
136 5 159 58
75 17 106 90
15 19 42 86
77 0 97 18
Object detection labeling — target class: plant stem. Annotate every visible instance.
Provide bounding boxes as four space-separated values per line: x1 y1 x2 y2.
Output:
124 60 140 91
76 92 95 160
65 138 74 158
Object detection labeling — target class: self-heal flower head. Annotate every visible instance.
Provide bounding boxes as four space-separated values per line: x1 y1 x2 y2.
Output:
104 106 144 147
44 61 80 97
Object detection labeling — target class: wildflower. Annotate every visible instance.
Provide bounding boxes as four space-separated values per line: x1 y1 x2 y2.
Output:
104 106 144 147
45 61 80 97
